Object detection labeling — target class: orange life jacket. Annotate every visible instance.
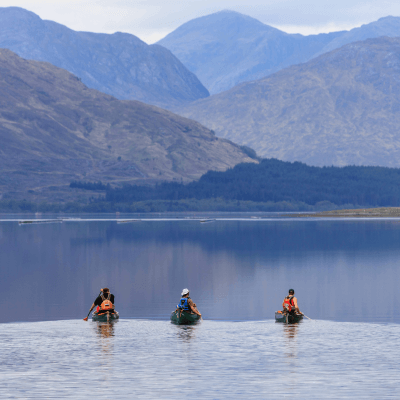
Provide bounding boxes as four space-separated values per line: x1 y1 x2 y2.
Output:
283 296 295 312
100 292 114 311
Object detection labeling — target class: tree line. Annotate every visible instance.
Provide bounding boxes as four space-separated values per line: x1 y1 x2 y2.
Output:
72 158 400 207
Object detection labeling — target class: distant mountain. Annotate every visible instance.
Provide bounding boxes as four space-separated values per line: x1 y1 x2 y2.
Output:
158 10 341 94
315 16 400 56
0 7 209 108
0 49 253 202
176 37 400 167
158 11 400 94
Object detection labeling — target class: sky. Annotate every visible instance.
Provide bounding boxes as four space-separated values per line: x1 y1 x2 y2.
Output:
1 0 400 43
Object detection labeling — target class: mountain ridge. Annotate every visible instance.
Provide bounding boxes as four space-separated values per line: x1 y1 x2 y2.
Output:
0 49 254 203
158 10 400 94
174 37 400 167
0 6 209 108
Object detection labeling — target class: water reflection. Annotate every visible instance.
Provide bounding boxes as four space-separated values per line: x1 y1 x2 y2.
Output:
2 219 400 323
282 322 300 392
95 322 116 339
93 321 116 368
283 323 300 342
174 325 197 343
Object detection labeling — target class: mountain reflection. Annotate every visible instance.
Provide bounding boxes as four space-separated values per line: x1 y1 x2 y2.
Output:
1 219 400 323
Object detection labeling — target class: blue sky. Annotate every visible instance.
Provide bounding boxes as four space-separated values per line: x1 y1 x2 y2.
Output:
1 0 400 43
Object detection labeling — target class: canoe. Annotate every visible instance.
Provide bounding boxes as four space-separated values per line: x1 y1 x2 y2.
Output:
170 310 201 325
92 310 119 322
275 311 303 323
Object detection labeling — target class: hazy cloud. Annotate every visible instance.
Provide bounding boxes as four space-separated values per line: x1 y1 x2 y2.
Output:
0 0 399 42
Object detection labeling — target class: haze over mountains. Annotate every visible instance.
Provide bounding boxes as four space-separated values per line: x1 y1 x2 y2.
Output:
177 37 400 167
159 11 400 94
0 7 209 109
0 49 253 202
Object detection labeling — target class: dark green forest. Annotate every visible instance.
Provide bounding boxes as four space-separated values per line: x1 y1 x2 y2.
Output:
4 158 400 212
70 158 400 209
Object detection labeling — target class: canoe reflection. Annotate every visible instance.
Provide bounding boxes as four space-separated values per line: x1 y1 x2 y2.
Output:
175 325 197 342
282 323 299 363
283 323 299 340
95 321 116 339
93 322 116 361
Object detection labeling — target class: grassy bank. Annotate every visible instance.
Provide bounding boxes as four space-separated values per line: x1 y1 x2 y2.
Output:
289 207 400 218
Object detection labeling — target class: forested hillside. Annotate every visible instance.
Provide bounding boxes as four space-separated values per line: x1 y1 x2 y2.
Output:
75 158 400 208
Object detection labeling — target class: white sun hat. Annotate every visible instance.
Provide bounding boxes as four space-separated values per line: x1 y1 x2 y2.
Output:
181 288 189 296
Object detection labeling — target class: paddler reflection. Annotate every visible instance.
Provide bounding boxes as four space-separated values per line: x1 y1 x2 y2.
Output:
96 321 115 339
94 322 115 368
283 323 299 341
176 325 197 342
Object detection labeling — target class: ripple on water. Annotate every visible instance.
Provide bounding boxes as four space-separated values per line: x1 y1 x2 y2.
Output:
1 319 400 399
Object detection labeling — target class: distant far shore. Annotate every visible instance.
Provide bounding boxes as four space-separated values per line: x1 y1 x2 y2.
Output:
289 207 400 218
0 199 368 213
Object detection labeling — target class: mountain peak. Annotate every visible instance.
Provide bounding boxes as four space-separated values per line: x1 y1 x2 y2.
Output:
0 7 209 108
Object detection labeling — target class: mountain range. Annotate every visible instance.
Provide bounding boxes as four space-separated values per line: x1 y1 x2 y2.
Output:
159 11 400 94
0 7 209 109
0 49 253 202
176 37 400 167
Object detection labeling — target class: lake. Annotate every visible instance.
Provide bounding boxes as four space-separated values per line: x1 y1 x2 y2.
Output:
1 214 399 398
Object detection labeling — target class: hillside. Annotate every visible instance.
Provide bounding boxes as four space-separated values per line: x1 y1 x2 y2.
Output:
70 158 400 211
176 37 400 168
159 11 400 94
0 7 209 108
0 49 254 203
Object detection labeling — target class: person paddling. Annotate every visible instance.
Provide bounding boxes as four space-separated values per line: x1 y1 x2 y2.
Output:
83 287 115 321
177 288 201 317
282 288 302 315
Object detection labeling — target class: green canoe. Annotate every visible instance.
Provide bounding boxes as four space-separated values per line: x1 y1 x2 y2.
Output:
92 310 119 322
170 310 201 325
275 311 303 323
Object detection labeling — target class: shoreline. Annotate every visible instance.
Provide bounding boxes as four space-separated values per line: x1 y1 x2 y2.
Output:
287 207 400 218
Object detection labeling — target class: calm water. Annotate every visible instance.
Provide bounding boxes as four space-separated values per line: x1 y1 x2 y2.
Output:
1 215 400 323
1 319 400 399
1 214 400 398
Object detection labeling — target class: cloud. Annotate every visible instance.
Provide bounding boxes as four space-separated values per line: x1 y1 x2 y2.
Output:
274 22 364 36
1 0 400 43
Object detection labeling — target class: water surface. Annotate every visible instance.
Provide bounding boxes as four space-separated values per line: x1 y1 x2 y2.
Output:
1 319 399 399
1 216 399 323
1 214 400 399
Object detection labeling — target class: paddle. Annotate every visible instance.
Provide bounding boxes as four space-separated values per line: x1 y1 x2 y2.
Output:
83 311 91 321
302 313 313 321
83 290 102 321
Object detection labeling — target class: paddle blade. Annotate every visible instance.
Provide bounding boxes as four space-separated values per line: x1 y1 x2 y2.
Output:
83 317 88 321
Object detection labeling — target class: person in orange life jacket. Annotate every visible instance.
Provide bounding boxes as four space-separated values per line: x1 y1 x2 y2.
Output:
87 288 115 316
282 289 301 314
177 288 201 317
